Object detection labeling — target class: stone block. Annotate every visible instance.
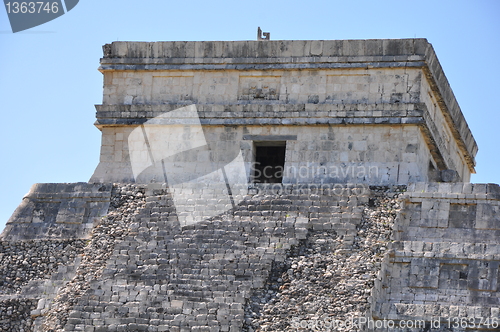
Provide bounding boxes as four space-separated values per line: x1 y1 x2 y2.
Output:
475 203 500 230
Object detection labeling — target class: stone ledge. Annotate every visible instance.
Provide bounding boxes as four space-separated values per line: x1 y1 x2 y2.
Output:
27 182 112 195
95 116 424 126
101 39 430 60
96 103 420 112
392 249 500 261
95 102 421 117
406 182 500 200
99 60 426 72
100 54 426 65
94 103 425 126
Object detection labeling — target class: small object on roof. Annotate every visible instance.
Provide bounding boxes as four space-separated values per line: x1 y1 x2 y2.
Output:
257 27 270 41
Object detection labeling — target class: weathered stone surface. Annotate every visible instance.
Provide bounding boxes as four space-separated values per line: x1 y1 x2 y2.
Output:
244 186 402 331
372 183 500 331
1 39 497 332
91 39 476 185
1 182 499 331
440 169 459 182
1 183 112 241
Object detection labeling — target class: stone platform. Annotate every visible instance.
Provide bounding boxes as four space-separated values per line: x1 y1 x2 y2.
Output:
1 182 499 331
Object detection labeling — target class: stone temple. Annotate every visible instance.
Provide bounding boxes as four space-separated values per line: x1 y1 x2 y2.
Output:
1 38 499 332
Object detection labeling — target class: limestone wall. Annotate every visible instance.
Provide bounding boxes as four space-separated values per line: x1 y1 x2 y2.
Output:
101 68 422 106
92 39 477 185
420 77 471 181
91 123 434 185
372 182 500 330
98 39 477 170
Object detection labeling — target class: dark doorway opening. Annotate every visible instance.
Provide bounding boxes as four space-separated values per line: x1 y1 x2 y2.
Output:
253 142 286 183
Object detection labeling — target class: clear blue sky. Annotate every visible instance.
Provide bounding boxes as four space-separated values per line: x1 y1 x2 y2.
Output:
1 0 499 230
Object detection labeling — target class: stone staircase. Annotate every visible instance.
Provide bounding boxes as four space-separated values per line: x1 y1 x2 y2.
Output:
58 184 369 332
2 182 500 331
